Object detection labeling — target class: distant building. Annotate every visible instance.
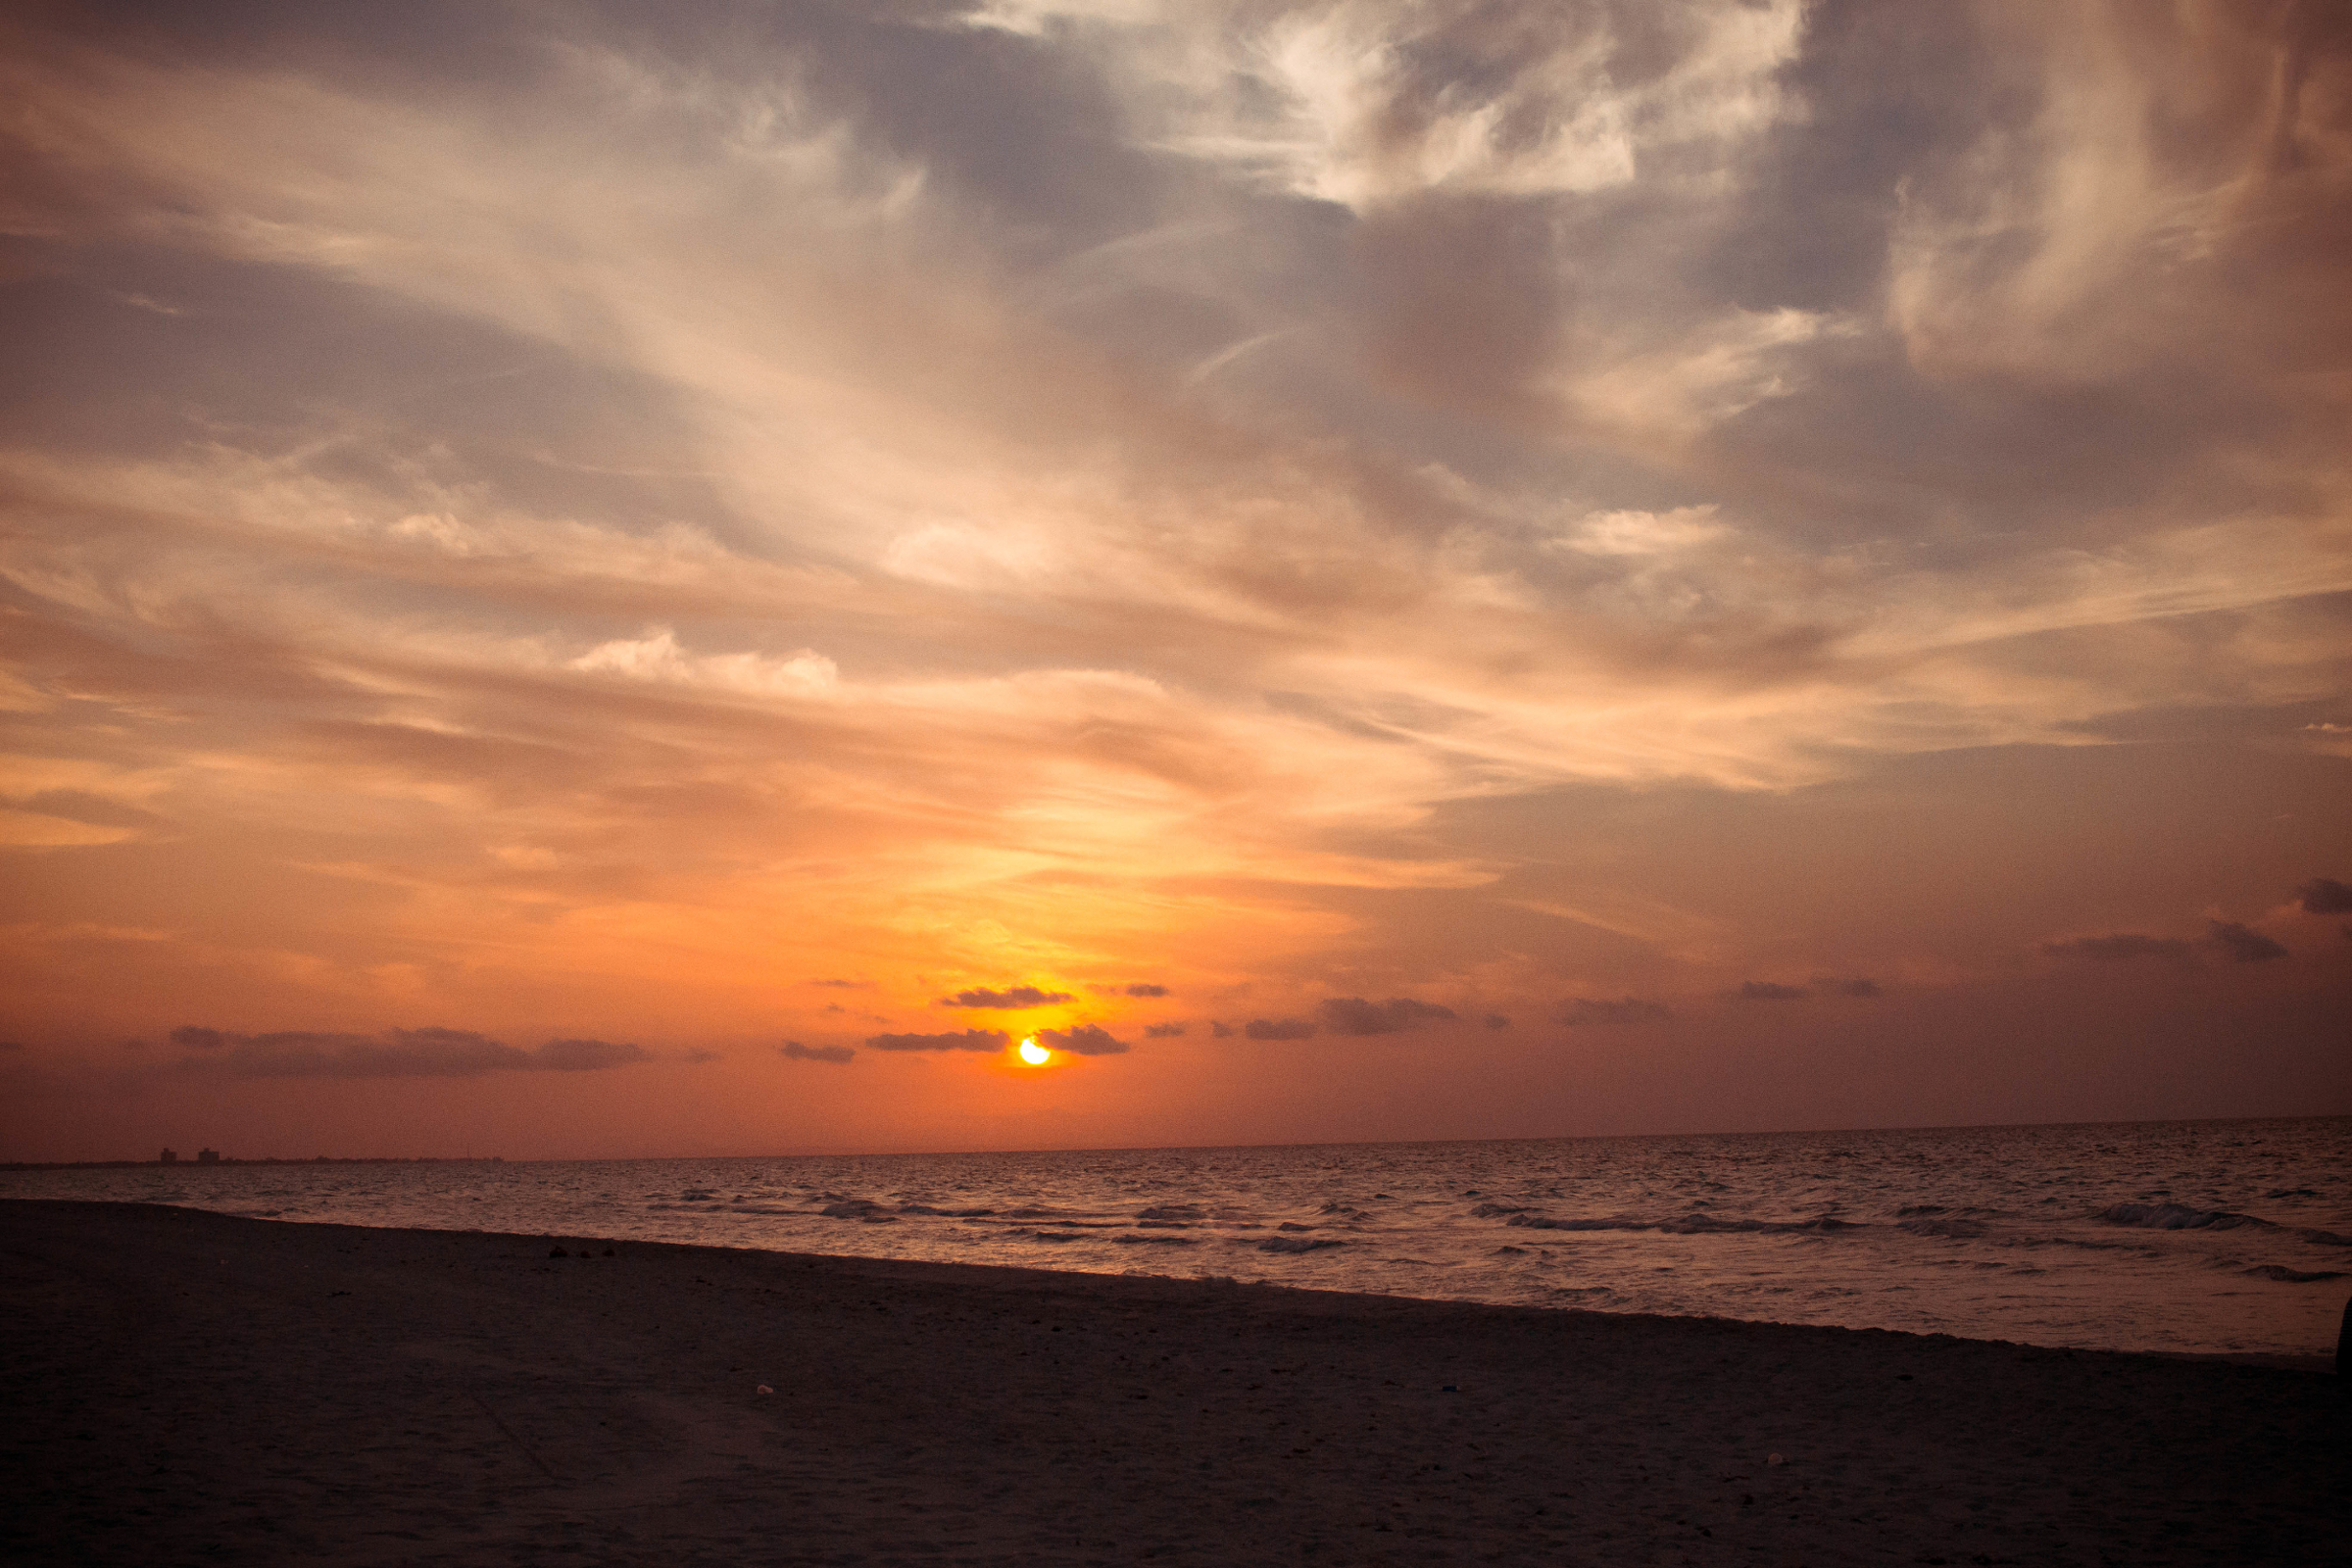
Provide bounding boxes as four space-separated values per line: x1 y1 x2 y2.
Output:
196 1148 220 1163
160 1148 177 1164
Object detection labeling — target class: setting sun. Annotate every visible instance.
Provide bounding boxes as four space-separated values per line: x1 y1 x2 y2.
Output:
1016 1039 1052 1066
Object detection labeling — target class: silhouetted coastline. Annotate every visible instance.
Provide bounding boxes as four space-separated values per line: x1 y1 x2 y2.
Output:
0 1155 504 1172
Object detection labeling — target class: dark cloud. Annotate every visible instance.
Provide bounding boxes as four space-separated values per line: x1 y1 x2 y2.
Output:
780 1041 855 1064
1244 1017 1317 1041
1814 977 1882 999
1317 996 1457 1037
0 1040 23 1052
1038 1024 1128 1056
164 1025 651 1079
1210 1021 1236 1039
1736 981 1807 1002
1143 1021 1186 1038
2043 934 2198 964
679 1048 721 1064
535 1037 649 1070
2208 921 2288 963
862 1029 1007 1053
807 978 870 989
1482 1013 1509 1030
1557 997 1672 1027
1123 983 1168 998
939 987 1073 1009
2297 877 2352 914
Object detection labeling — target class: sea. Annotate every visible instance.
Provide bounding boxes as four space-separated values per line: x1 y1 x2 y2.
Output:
8 1116 2347 1361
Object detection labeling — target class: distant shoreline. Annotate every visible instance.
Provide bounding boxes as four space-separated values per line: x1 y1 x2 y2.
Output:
0 1155 505 1172
6 1109 2341 1171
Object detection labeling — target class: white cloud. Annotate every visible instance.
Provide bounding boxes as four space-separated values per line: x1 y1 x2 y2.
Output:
570 628 839 698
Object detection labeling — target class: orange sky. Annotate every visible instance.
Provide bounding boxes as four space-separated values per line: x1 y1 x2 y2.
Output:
3 0 2347 1160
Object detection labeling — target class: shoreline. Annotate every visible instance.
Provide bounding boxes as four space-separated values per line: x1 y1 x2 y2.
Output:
6 1199 2343 1564
0 1156 508 1172
39 1195 2339 1373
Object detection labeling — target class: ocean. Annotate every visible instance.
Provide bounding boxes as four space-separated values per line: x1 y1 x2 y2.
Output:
9 1116 2347 1359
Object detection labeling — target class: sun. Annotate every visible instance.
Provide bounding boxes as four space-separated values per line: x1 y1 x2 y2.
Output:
1016 1038 1052 1066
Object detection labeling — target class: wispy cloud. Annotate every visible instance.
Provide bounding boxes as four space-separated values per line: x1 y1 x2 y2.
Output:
0 2 2343 1151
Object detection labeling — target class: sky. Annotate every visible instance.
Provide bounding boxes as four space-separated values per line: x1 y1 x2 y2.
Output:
2 0 2347 1161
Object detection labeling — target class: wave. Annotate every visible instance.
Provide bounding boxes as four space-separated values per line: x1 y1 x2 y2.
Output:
1503 1212 1857 1236
1897 1217 1985 1239
2242 1264 2346 1283
2094 1202 2271 1232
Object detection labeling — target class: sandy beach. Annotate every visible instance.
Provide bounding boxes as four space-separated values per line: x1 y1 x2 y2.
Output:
4 1200 2341 1566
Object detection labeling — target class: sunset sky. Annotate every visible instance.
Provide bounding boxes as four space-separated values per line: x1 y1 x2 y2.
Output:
3 0 2346 1161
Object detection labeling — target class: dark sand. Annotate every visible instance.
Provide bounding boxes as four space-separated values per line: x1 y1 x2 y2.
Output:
4 1200 2341 1566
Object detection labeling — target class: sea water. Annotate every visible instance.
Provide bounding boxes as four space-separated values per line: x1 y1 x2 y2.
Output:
8 1116 2347 1359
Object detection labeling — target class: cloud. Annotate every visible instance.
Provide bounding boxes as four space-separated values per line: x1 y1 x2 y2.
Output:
2042 934 2197 964
1736 981 1806 1002
2297 878 2352 915
164 1025 651 1079
1038 1023 1129 1055
1210 1021 1237 1039
1557 997 1672 1027
1483 1013 1508 1030
1244 1017 1317 1041
1814 977 1882 999
2208 921 2287 963
571 626 836 698
1122 983 1168 997
679 1048 722 1064
1143 1021 1186 1038
939 987 1075 1009
862 1029 1009 1053
1067 0 1806 213
1 1 2347 1151
535 1037 651 1070
780 1041 855 1064
1316 996 1456 1037
807 979 871 990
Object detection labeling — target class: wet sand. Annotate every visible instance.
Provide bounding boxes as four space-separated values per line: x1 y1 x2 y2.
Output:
4 1199 2341 1566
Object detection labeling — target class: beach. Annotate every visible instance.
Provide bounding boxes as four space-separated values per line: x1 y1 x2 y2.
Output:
4 1200 2341 1566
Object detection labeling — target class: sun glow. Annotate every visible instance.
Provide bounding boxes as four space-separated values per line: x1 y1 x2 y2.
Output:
1016 1038 1052 1065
